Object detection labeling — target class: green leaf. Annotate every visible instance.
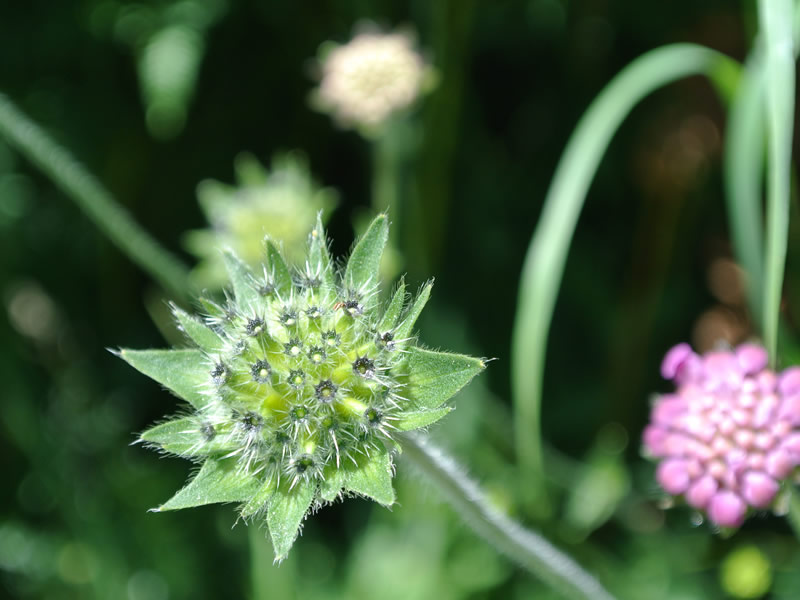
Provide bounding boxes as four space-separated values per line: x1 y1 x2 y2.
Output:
172 305 224 353
308 213 335 288
394 281 432 341
157 458 259 511
319 466 346 502
344 214 388 292
265 240 293 295
118 348 210 410
379 280 406 331
267 480 316 560
344 446 395 506
406 347 484 409
240 473 278 518
140 417 236 457
395 407 452 432
222 251 259 311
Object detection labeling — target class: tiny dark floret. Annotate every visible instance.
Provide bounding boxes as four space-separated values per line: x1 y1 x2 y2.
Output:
344 299 363 316
211 362 229 384
377 331 395 350
315 379 338 402
251 359 272 383
279 309 298 327
353 357 375 378
240 411 264 431
290 406 308 421
321 330 340 347
308 346 326 364
284 338 303 356
288 369 306 388
364 407 382 425
246 317 266 336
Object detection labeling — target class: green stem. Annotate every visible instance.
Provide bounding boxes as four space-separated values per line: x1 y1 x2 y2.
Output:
400 433 616 600
758 0 795 366
511 44 739 484
372 129 400 218
723 47 766 330
0 92 192 303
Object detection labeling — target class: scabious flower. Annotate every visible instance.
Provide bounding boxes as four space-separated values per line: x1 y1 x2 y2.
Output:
184 152 337 289
311 27 430 133
120 215 484 559
643 342 800 528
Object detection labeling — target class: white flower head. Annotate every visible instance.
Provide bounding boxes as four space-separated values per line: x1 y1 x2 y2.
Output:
313 28 428 132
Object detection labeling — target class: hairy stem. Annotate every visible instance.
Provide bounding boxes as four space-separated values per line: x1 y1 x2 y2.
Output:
0 92 192 303
400 433 616 600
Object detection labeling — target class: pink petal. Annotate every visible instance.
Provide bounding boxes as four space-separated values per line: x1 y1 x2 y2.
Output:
652 396 687 424
779 367 800 396
704 351 742 388
741 471 779 508
765 449 795 480
686 475 718 509
781 432 800 457
758 371 777 393
661 343 694 380
777 395 800 426
736 344 768 375
707 491 747 528
656 459 690 495
642 425 668 456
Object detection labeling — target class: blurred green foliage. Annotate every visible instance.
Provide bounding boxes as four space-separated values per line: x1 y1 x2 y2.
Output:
3 0 800 599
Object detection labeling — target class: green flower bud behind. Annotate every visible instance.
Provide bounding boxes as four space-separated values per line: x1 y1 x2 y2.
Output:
184 152 337 289
120 214 484 560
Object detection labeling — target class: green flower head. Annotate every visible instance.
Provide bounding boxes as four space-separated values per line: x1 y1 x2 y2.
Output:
120 214 484 560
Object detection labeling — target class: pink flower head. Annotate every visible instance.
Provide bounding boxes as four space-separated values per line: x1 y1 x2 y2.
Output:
644 342 800 528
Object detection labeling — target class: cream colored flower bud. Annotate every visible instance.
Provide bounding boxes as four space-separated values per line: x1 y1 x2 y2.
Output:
315 30 426 130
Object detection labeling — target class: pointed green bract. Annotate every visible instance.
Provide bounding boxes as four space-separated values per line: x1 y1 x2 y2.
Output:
265 240 293 295
395 407 453 432
172 305 223 353
345 447 395 506
140 417 237 457
268 481 316 561
158 458 260 511
140 417 205 455
344 214 388 292
222 251 260 311
308 213 335 288
406 347 485 409
319 466 346 502
379 280 406 331
119 348 210 410
395 280 432 341
240 474 278 518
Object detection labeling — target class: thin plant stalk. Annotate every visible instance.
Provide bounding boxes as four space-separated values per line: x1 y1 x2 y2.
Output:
0 92 192 303
400 433 616 600
511 44 739 485
758 0 795 366
723 48 766 330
